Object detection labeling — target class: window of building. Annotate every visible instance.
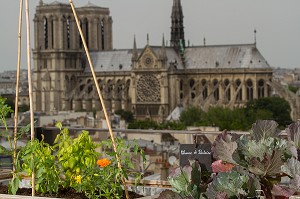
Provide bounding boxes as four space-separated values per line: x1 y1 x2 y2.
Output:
101 19 105 50
235 79 242 102
189 79 195 100
51 19 54 48
87 79 93 94
66 17 71 49
43 17 48 49
84 18 89 48
79 20 83 49
179 79 184 99
246 79 253 101
213 79 219 101
201 79 208 100
258 79 265 98
224 79 231 102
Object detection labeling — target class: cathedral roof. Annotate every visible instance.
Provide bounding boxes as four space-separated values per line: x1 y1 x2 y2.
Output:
85 43 269 73
85 47 185 73
85 50 133 73
184 43 270 69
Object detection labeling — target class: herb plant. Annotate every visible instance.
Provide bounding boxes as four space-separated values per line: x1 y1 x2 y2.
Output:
73 137 146 199
54 122 100 188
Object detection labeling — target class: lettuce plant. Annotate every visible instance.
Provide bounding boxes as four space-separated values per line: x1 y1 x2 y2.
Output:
168 160 208 199
207 169 249 198
211 120 299 198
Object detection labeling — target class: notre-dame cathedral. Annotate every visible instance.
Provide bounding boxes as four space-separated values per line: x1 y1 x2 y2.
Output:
33 0 273 121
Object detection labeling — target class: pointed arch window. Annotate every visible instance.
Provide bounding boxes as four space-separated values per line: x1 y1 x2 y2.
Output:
201 79 208 100
235 79 242 102
50 18 54 48
43 17 48 49
116 79 123 99
101 18 105 50
246 79 253 101
79 80 85 92
79 20 83 49
84 18 89 48
213 79 219 101
224 79 231 102
189 79 196 100
258 79 265 98
87 79 93 94
66 17 71 49
179 79 184 99
107 79 113 98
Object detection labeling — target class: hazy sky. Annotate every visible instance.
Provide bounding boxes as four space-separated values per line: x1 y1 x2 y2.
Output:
0 0 299 72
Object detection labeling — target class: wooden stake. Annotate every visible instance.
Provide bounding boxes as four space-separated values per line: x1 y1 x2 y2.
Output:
69 1 129 198
25 0 35 196
13 0 23 173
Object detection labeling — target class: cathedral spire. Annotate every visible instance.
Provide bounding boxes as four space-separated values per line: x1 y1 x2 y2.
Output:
170 0 185 52
254 29 257 46
160 34 167 59
132 35 138 61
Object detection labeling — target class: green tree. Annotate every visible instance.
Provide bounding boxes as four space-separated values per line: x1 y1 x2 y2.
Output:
288 85 298 93
246 97 292 128
114 109 134 123
179 106 205 126
127 119 158 129
158 121 186 130
200 107 250 131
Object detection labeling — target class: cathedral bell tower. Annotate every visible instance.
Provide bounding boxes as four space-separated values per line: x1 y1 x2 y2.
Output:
170 0 185 52
32 2 112 113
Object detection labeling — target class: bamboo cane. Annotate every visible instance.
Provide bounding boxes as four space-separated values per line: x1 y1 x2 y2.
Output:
69 1 129 198
25 0 35 196
13 0 23 173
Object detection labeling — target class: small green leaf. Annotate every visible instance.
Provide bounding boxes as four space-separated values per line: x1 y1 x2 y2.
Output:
55 122 63 130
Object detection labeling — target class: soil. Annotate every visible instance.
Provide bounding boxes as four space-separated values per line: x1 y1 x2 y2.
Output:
0 184 144 199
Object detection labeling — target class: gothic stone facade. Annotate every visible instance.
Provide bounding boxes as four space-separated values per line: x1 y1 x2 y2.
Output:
33 1 273 122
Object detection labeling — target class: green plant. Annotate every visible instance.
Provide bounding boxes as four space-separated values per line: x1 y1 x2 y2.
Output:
115 109 134 123
17 138 61 194
211 120 299 198
54 122 100 188
246 97 292 128
71 137 145 199
288 85 298 93
168 160 209 199
0 96 13 159
0 97 31 195
207 169 250 198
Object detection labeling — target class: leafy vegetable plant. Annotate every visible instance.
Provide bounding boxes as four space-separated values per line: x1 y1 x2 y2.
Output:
168 160 209 199
211 120 300 198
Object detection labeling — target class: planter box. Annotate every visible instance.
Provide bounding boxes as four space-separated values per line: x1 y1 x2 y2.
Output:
0 194 157 199
0 195 59 199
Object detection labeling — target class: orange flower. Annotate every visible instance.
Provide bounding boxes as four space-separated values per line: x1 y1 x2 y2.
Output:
97 158 111 167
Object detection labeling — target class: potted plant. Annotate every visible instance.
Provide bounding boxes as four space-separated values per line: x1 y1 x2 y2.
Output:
166 120 300 199
1 122 146 199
